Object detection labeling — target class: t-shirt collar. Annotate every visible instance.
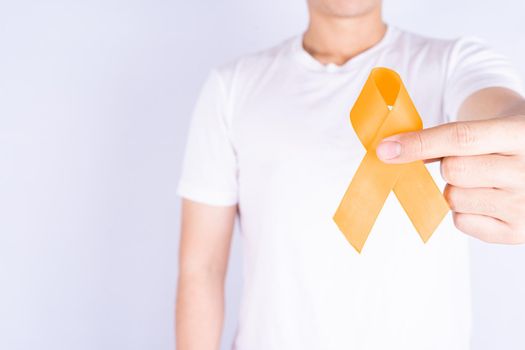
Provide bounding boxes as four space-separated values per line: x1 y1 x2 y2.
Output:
290 23 398 73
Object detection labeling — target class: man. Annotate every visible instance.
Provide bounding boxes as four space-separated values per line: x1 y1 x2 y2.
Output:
175 0 525 349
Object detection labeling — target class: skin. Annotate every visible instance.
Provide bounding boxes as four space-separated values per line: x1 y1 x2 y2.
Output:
376 88 525 244
303 0 385 66
176 200 236 350
176 0 525 348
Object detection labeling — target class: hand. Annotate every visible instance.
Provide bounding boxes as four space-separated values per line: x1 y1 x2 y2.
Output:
375 115 525 244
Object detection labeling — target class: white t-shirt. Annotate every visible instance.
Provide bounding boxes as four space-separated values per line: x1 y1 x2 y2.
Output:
176 24 524 350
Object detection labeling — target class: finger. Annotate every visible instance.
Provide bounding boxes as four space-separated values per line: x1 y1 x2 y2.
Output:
440 154 525 189
444 185 511 222
376 116 525 163
452 212 525 244
424 157 442 164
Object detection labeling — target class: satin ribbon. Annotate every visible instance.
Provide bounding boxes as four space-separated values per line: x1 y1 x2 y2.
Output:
333 67 449 253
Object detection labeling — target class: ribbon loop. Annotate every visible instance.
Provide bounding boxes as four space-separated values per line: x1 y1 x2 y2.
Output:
333 67 449 253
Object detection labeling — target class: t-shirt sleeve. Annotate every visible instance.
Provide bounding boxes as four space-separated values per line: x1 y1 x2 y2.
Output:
443 36 525 123
176 68 239 206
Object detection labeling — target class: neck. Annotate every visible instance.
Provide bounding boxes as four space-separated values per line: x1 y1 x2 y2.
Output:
302 6 386 66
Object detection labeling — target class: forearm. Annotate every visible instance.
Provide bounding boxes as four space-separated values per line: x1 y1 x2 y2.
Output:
176 270 225 350
458 87 525 121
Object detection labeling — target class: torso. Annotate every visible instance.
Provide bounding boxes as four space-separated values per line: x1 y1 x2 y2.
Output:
219 25 472 350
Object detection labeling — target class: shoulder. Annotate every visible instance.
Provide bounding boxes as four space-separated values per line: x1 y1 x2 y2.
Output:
198 35 297 123
392 24 484 49
209 35 296 91
393 24 498 62
391 25 460 57
389 25 504 81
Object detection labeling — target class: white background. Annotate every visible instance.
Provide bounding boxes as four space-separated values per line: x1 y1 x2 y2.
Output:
1 1 524 349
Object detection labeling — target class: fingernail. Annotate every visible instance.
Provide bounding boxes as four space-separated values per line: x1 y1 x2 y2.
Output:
376 141 401 160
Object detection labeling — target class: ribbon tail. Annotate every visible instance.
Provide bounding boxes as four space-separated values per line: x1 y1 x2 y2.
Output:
393 162 450 243
333 151 402 253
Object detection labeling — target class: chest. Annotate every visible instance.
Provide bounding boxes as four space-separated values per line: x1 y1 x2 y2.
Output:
231 69 444 179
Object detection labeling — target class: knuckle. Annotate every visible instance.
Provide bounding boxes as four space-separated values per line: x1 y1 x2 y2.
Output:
452 212 469 233
404 132 425 158
414 132 425 156
441 157 465 183
452 122 476 148
444 185 457 210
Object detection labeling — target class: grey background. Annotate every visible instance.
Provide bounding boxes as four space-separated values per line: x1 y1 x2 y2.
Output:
1 0 524 349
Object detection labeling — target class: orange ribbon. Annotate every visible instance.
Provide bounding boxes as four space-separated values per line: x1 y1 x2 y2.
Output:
333 67 449 253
